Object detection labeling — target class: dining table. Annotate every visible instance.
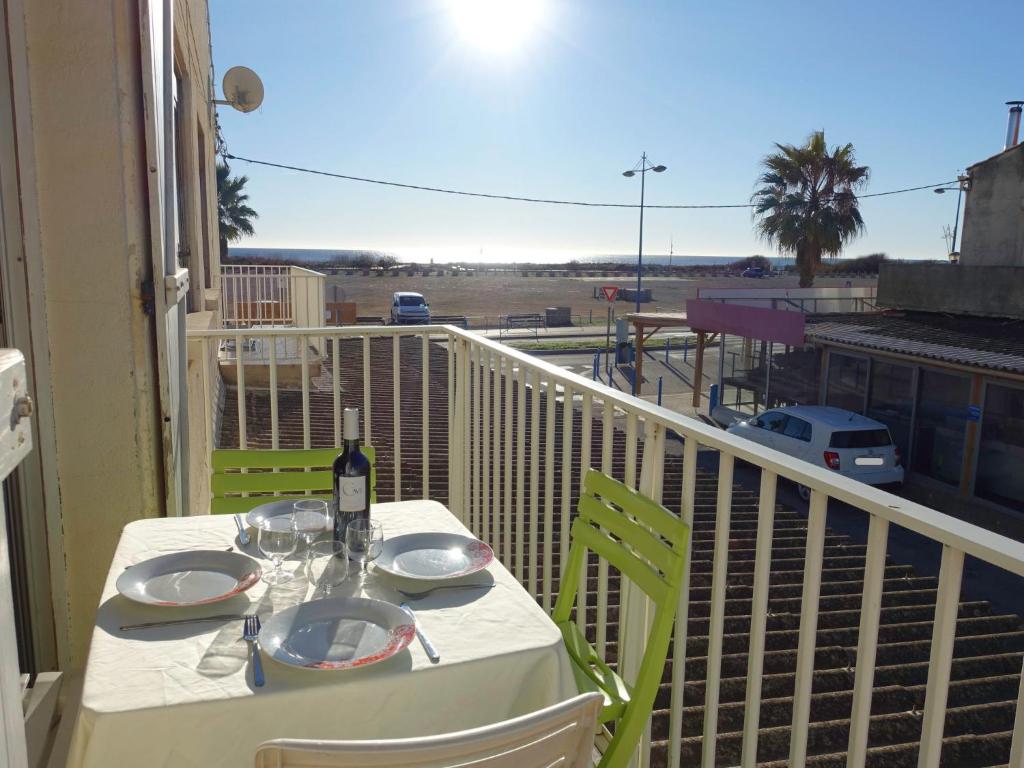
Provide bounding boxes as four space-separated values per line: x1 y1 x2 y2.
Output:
67 500 577 768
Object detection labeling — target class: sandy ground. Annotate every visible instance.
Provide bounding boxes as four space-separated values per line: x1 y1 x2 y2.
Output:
324 272 876 323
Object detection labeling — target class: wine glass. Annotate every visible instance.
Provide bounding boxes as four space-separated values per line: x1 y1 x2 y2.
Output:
308 539 347 597
346 519 384 585
292 500 331 566
258 515 297 585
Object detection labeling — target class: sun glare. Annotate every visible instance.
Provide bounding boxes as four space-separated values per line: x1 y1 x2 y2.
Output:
448 0 544 53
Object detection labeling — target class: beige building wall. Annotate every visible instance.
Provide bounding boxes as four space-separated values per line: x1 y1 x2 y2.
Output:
960 143 1024 268
12 0 219 668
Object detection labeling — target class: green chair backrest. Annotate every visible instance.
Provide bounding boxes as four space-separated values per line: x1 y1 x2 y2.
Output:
210 446 377 515
551 469 690 768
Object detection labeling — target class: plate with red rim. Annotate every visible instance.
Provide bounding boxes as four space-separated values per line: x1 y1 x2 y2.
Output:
116 550 262 607
258 597 415 671
374 532 494 582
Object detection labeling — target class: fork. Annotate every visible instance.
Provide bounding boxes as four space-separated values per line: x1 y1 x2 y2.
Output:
397 583 495 600
243 615 265 687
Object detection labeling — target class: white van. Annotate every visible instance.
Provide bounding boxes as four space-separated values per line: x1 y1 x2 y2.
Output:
390 292 430 325
726 405 904 500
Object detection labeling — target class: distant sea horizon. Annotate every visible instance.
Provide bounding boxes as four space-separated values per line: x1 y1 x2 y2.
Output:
228 246 797 268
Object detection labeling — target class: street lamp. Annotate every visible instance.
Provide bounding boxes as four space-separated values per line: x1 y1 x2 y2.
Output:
622 152 667 314
934 174 970 263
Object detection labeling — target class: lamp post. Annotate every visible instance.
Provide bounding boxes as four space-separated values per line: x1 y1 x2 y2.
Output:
623 153 667 314
934 174 970 262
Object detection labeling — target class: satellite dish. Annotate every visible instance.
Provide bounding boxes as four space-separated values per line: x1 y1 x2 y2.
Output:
219 66 264 113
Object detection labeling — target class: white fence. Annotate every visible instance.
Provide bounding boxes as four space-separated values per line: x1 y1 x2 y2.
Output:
220 265 326 329
187 323 1024 768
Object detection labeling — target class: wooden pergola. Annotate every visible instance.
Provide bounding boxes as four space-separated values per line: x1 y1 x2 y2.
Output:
623 312 692 398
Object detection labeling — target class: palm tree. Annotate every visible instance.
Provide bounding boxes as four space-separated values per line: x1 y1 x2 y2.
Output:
217 162 257 261
752 131 869 287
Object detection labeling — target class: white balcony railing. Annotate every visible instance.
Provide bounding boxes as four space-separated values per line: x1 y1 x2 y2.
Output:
185 323 1024 768
220 264 326 329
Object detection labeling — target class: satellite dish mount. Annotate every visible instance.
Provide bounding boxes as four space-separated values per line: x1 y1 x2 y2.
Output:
213 66 264 113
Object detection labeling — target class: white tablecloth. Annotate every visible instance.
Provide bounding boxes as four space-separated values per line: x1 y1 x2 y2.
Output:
67 501 576 768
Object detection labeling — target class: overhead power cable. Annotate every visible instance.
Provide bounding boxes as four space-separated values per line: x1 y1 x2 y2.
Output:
222 153 955 210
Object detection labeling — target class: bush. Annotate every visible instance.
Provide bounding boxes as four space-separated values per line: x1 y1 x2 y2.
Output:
820 253 887 274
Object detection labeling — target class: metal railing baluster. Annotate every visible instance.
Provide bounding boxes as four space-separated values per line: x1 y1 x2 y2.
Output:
422 332 430 499
917 545 965 768
740 469 777 768
393 334 401 501
492 356 502 553
789 490 828 767
482 349 491 545
702 452 734 768
235 333 246 449
528 369 541 598
362 335 372 447
331 337 340 448
668 436 698 768
301 336 310 450
515 363 526 584
560 383 573 570
542 377 556 612
597 398 613 659
846 514 890 768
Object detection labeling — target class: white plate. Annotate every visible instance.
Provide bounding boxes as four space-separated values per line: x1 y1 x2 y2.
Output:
374 532 494 582
259 597 414 670
245 499 303 528
116 551 262 607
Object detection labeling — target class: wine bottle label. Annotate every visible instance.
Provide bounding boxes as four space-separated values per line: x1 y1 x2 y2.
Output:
336 476 367 512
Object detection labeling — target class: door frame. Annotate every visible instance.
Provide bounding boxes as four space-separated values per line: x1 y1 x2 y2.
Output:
0 0 67 671
138 0 191 517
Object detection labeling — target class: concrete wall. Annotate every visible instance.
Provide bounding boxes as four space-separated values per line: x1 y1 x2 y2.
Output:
16 0 218 668
877 261 1024 320
960 143 1024 267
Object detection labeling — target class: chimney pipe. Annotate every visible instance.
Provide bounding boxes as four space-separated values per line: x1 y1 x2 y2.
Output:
1007 101 1024 150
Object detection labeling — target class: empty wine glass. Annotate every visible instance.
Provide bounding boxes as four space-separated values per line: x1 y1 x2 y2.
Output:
292 499 331 566
258 515 297 585
346 519 384 585
308 539 347 596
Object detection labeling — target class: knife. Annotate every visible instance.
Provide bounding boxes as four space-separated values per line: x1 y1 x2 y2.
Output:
120 614 245 631
234 514 250 546
400 603 440 663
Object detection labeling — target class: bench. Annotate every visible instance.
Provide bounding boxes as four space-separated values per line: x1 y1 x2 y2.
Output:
500 313 544 340
431 315 469 329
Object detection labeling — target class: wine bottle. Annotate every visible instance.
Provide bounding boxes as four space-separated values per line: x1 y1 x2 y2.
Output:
333 407 371 542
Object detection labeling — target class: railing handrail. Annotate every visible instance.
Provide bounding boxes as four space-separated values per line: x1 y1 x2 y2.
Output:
187 322 1024 577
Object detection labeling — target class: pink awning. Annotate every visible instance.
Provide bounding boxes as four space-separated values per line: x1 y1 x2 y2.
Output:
685 299 806 346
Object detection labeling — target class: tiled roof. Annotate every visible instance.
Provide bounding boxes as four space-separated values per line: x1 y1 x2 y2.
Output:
220 337 1024 766
805 311 1024 374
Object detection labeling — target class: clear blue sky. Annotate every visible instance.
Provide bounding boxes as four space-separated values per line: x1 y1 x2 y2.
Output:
211 0 1023 261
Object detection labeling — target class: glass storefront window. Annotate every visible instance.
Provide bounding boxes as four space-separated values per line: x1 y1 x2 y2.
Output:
975 384 1024 511
720 336 769 417
866 361 914 462
769 346 822 407
826 353 868 413
912 369 969 486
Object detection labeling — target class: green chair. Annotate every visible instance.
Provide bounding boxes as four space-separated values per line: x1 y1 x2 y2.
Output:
210 447 377 515
551 469 690 768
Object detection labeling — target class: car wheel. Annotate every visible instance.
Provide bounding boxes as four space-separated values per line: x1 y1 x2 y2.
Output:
797 484 810 502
